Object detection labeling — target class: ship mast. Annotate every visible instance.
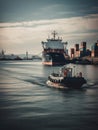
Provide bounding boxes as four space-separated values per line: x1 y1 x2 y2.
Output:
52 31 57 40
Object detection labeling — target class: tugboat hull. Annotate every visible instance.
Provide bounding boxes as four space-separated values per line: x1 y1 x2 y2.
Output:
47 77 86 89
46 66 87 89
63 77 87 89
46 80 66 89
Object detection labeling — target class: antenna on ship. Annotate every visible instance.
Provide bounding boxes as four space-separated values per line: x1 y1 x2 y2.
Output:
52 31 57 40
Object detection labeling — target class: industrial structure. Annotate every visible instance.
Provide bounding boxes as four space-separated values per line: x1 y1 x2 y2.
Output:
91 41 98 57
70 41 98 58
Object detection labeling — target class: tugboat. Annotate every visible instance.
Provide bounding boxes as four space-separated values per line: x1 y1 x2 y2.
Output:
41 31 69 66
46 66 87 89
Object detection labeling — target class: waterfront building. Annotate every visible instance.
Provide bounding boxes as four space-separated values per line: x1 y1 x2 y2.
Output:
70 48 75 58
80 42 87 57
86 49 91 57
0 54 22 60
70 42 91 58
81 42 86 51
91 41 98 57
75 44 79 51
0 50 22 60
75 44 80 57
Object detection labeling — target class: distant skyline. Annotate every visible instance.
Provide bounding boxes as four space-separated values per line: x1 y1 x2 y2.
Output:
0 0 98 54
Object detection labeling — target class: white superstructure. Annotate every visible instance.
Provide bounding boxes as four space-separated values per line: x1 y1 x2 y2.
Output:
42 31 67 51
43 39 64 49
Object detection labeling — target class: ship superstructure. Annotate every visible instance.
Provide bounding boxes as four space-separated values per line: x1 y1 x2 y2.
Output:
41 31 68 65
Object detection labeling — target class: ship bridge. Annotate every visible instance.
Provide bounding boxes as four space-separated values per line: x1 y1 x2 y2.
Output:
41 31 66 50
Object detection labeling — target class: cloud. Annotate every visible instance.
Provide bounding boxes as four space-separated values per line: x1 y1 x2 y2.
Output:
1 0 98 22
0 14 98 54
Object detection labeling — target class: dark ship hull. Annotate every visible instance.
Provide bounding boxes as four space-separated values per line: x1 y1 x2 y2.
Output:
47 75 87 89
42 52 66 66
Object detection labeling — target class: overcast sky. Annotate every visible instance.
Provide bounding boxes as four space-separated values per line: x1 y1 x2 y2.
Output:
0 0 98 54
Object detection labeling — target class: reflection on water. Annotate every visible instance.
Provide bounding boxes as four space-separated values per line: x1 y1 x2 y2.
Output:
0 61 98 130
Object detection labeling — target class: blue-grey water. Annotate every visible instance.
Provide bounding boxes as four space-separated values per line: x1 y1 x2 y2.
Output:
0 61 98 130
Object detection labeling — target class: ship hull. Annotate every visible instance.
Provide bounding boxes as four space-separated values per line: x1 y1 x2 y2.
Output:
47 77 87 89
42 52 66 66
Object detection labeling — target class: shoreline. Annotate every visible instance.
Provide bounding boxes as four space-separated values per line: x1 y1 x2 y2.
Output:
0 57 98 65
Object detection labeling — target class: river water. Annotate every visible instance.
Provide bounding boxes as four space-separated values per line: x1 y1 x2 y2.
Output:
0 60 98 130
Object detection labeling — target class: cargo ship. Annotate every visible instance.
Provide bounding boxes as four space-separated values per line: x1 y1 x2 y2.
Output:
41 31 69 65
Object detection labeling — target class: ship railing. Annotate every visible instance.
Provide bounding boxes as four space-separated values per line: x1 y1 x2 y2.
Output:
43 49 64 53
